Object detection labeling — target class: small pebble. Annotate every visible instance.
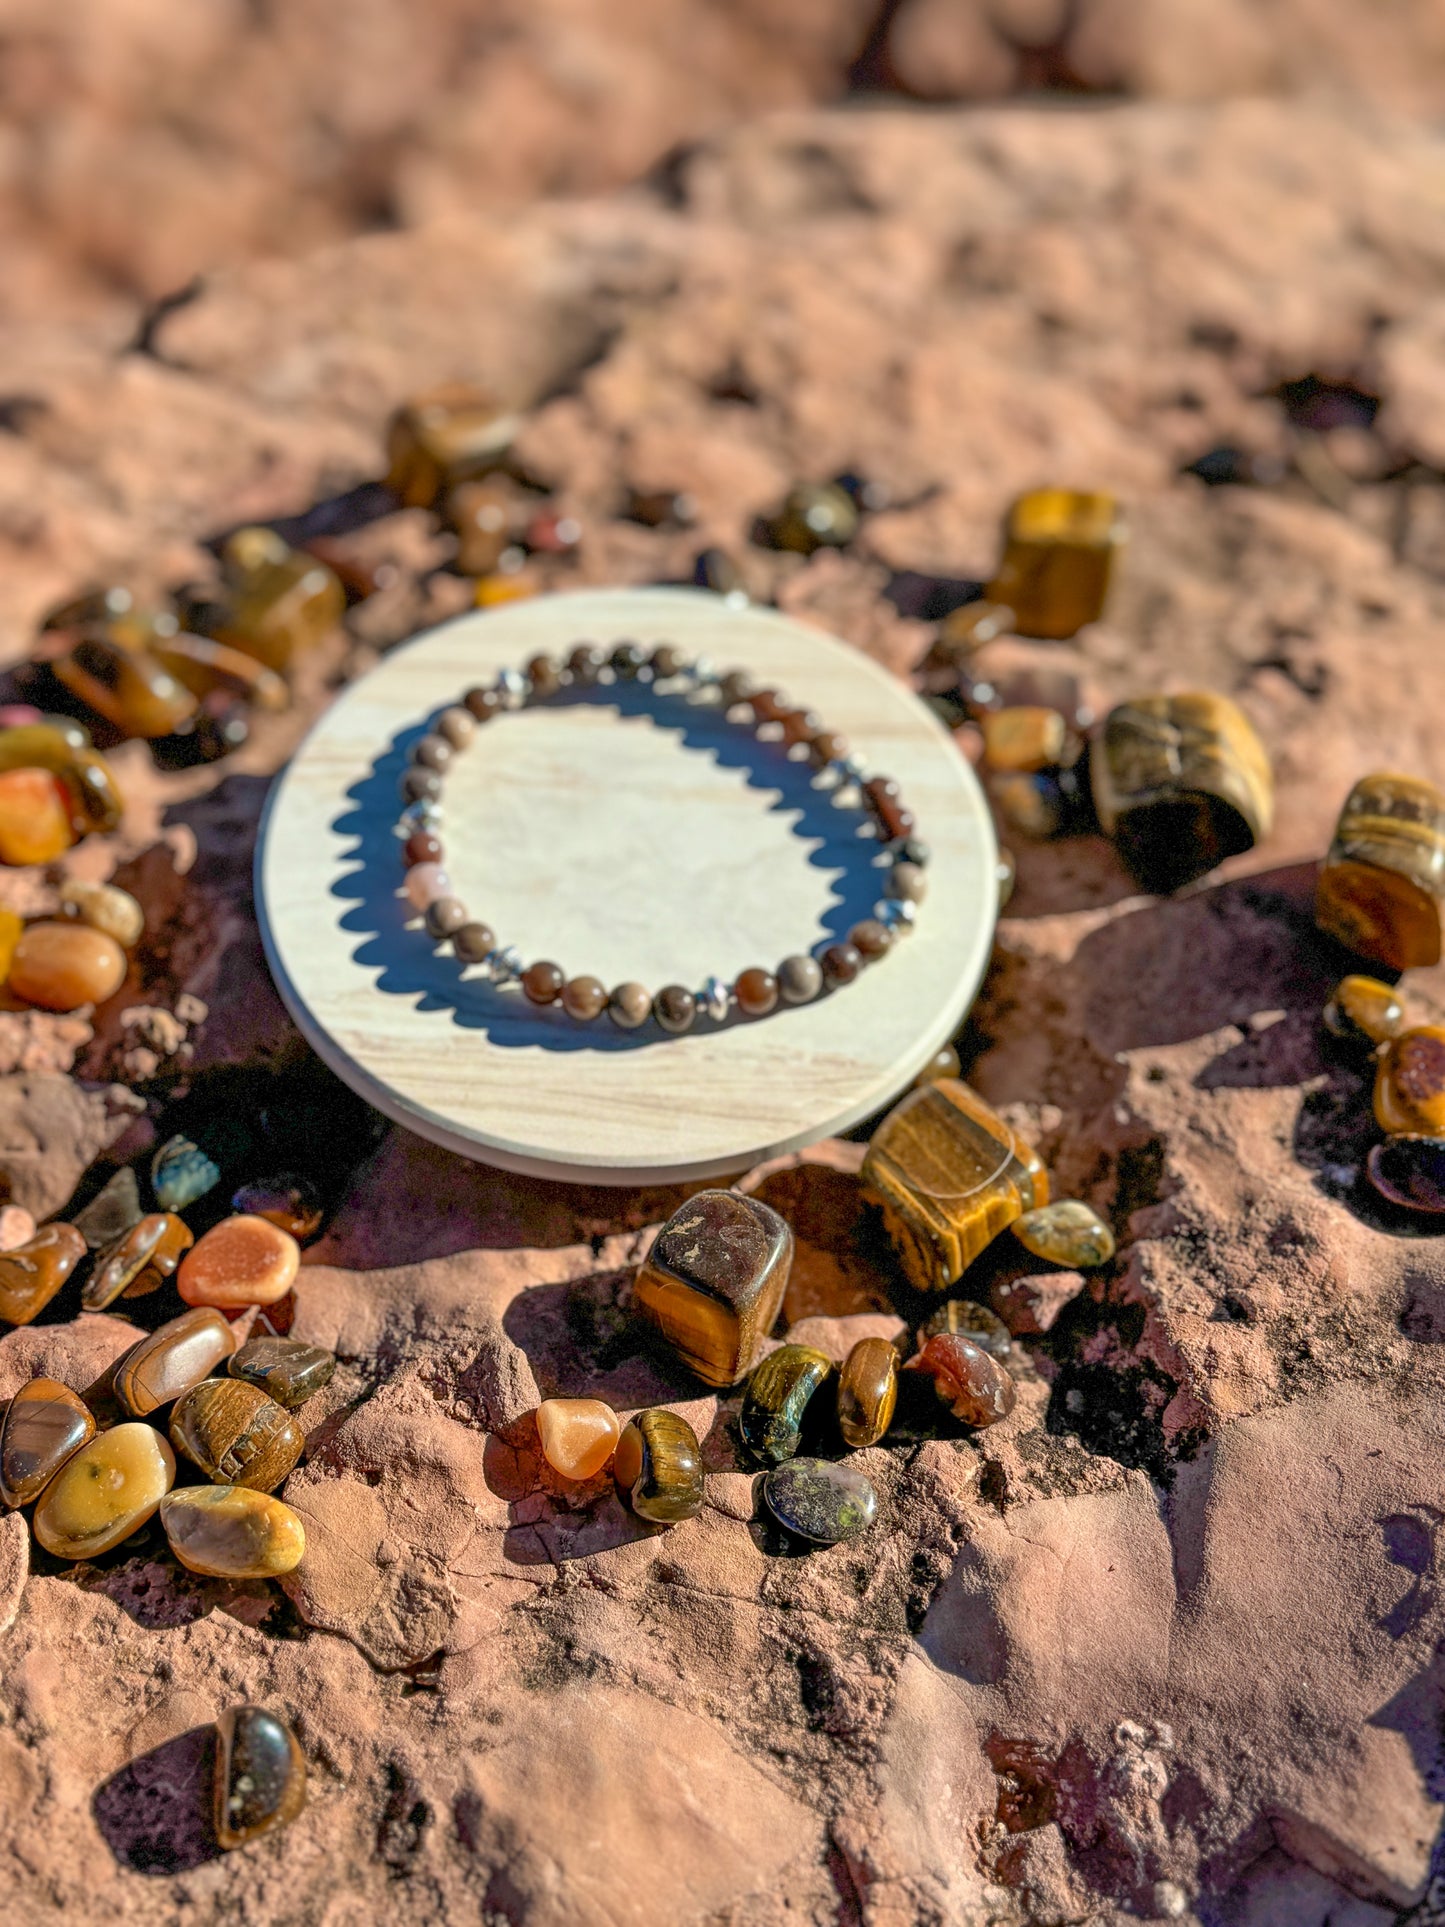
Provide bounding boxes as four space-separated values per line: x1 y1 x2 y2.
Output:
613 1409 704 1523
170 1378 304 1492
82 1212 193 1310
8 923 126 1012
32 1422 175 1558
763 1457 877 1546
229 1336 335 1410
1013 1199 1116 1268
0 1224 87 1326
214 1705 307 1850
739 1345 834 1466
1374 1026 1445 1137
152 1134 223 1212
58 878 145 949
536 1398 621 1480
837 1338 899 1449
177 1215 301 1309
916 1299 1011 1361
72 1166 142 1248
160 1485 306 1578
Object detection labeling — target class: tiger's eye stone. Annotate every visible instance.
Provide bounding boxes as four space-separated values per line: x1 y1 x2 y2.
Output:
82 1213 193 1311
738 1346 831 1468
214 1705 307 1850
909 1332 1016 1427
9 923 126 1011
229 1336 335 1410
54 634 197 738
0 1377 95 1505
72 1166 142 1249
386 385 517 507
0 1223 87 1325
777 956 822 1005
0 771 74 865
150 631 289 712
837 1337 899 1449
914 1045 962 1088
32 1422 175 1557
821 942 861 988
522 961 565 1006
934 598 1015 662
861 1078 1049 1291
981 706 1068 774
1013 1199 1115 1268
1367 1137 1445 1215
1091 693 1274 893
768 483 859 555
206 531 345 673
987 488 1123 639
848 919 892 963
734 969 778 1019
115 1307 239 1417
1323 974 1404 1049
151 1134 222 1212
634 1190 794 1388
1374 1027 1445 1137
536 1398 621 1480
763 1457 876 1546
170 1379 304 1491
58 879 145 949
653 985 696 1034
1316 773 1445 971
230 1174 324 1243
160 1486 306 1578
561 974 607 1021
917 1298 1012 1361
178 1216 301 1309
613 1409 704 1523
0 724 124 835
608 982 651 1030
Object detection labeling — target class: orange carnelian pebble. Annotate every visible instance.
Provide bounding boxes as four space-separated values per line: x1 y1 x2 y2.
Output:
474 574 537 608
0 769 74 865
535 1399 621 1480
177 1214 300 1309
0 909 22 985
9 922 126 1010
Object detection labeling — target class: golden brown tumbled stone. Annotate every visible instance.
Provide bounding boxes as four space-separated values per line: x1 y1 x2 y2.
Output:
909 1333 1016 1428
740 1345 834 1465
0 724 124 834
160 1486 306 1578
613 1409 704 1523
1323 974 1404 1049
0 770 72 864
206 529 345 673
82 1213 193 1310
0 1376 95 1506
58 878 145 949
837 1338 899 1449
1013 1200 1115 1268
9 923 127 1012
169 1378 304 1491
980 706 1068 774
228 1336 335 1410
1374 1027 1445 1137
536 1398 621 1480
387 386 519 508
53 633 197 738
986 488 1123 639
633 1190 794 1388
177 1215 300 1309
150 632 289 712
214 1704 307 1850
861 1079 1048 1292
0 1223 87 1325
114 1307 239 1417
1315 773 1445 971
32 1422 175 1557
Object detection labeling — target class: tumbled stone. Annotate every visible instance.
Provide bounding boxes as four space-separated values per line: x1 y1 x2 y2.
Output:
114 1307 239 1417
160 1485 306 1578
1013 1199 1116 1268
169 1378 304 1491
229 1173 324 1243
633 1190 794 1388
908 1332 1016 1428
613 1408 704 1523
980 705 1068 774
1367 1136 1445 1215
836 1337 899 1449
740 1345 835 1465
1316 772 1445 971
767 482 859 555
0 1206 35 1253
72 1166 142 1249
385 384 518 507
54 632 197 737
0 1376 95 1506
206 528 346 673
31 1422 175 1558
8 922 126 1012
82 1212 193 1310
214 1704 307 1850
0 1223 87 1325
58 879 145 949
916 1298 1012 1360
0 723 124 834
178 1215 300 1309
1323 974 1404 1049
151 1134 222 1212
150 631 290 712
1374 1026 1445 1137
987 487 1123 639
536 1398 622 1481
0 770 73 865
763 1457 877 1546
229 1336 335 1411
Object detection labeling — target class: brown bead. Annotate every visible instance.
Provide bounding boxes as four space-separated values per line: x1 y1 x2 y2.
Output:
610 640 646 680
229 1336 335 1410
914 1045 962 1087
888 862 928 904
608 982 651 1030
32 1423 175 1558
114 1307 239 1417
522 960 565 1005
849 919 893 962
0 1223 87 1326
717 670 755 706
1374 1027 1445 1136
82 1213 193 1311
809 729 849 769
650 644 684 678
779 708 820 749
567 643 604 686
230 1174 324 1244
634 1190 794 1388
821 942 862 988
425 896 468 940
170 1379 303 1491
863 777 914 842
750 690 786 726
412 733 452 772
403 830 443 867
561 974 607 1021
463 686 501 722
454 922 497 965
777 956 822 1005
735 968 779 1018
909 1332 1016 1427
526 654 561 698
653 985 696 1034
837 1337 900 1449
214 1705 307 1850
1315 773 1445 971
0 1376 95 1506
436 706 476 750
10 923 127 1012
401 766 442 805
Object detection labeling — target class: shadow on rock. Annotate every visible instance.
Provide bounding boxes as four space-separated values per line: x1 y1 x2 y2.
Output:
92 1724 220 1874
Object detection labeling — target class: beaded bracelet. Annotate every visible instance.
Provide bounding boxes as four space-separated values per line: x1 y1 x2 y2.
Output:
394 638 928 1034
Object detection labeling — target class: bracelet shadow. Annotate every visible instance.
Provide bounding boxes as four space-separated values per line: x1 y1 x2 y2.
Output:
328 678 895 1053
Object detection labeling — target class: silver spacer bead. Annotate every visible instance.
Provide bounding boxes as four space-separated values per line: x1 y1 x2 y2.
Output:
484 945 523 985
682 656 718 690
399 799 442 833
496 668 528 709
877 898 917 932
699 975 732 1023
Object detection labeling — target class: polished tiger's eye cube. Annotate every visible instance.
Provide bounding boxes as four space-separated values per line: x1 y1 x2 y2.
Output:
385 384 519 508
206 530 345 674
1315 773 1445 971
633 1191 793 1388
861 1079 1048 1292
986 488 1124 640
1374 1026 1445 1137
1090 692 1273 893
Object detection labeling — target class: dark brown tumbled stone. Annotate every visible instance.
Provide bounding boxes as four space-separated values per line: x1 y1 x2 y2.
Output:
82 1213 193 1310
909 1332 1016 1427
821 942 861 988
229 1336 336 1410
522 961 564 1005
214 1704 307 1850
0 1376 95 1506
735 968 779 1018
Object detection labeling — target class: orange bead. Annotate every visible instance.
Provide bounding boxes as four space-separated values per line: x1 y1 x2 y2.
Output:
177 1214 300 1309
0 770 74 865
9 922 126 1010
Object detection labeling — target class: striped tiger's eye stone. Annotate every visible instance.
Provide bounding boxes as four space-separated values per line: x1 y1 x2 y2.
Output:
177 1215 300 1309
32 1422 175 1558
1367 1137 1445 1215
53 633 197 738
1374 1027 1445 1137
82 1212 193 1310
917 1299 1011 1361
1091 692 1273 893
386 385 517 507
981 706 1068 774
764 1457 876 1546
169 1379 304 1492
0 1223 87 1325
613 1409 704 1523
986 488 1123 640
1013 1200 1115 1268
910 1332 1016 1427
634 1190 794 1388
536 1398 621 1481
861 1079 1048 1291
1323 974 1404 1050
160 1486 306 1579
214 1705 307 1850
230 1173 324 1243
115 1308 240 1417
229 1337 335 1410
1315 773 1445 971
740 1345 834 1465
837 1338 899 1449
0 1377 94 1506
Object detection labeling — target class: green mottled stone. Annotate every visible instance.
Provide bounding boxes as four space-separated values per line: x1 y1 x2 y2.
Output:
739 1345 833 1466
916 1299 1011 1362
763 1457 877 1546
1013 1200 1115 1269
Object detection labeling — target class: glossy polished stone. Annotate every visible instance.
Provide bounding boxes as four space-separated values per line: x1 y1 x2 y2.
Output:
1367 1137 1445 1215
613 1409 704 1523
151 1134 222 1212
652 984 696 1034
58 878 145 949
230 1173 324 1243
980 705 1068 774
82 1212 193 1310
608 981 651 1030
777 956 822 1006
9 923 126 1012
151 631 290 712
763 1457 876 1546
160 1486 306 1578
170 1379 304 1491
1374 1027 1445 1137
987 488 1123 639
0 1223 87 1325
0 1376 94 1506
522 960 565 1006
740 1345 834 1465
916 1299 1012 1361
214 1704 307 1850
1323 974 1404 1049
1315 773 1445 971
0 769 74 864
1013 1200 1116 1268
768 482 859 555
208 529 345 673
861 1078 1048 1291
634 1190 794 1388
54 634 197 737
837 1337 899 1449
0 723 124 835
536 1398 621 1480
72 1166 142 1249
386 384 517 507
734 969 778 1019
910 1333 1016 1427
177 1215 301 1309
114 1307 239 1417
561 975 607 1022
32 1422 175 1558
230 1336 335 1410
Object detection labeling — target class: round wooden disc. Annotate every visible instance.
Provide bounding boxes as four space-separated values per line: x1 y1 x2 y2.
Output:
256 586 998 1184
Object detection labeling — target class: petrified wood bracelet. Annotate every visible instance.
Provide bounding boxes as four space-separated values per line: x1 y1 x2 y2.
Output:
395 638 928 1033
